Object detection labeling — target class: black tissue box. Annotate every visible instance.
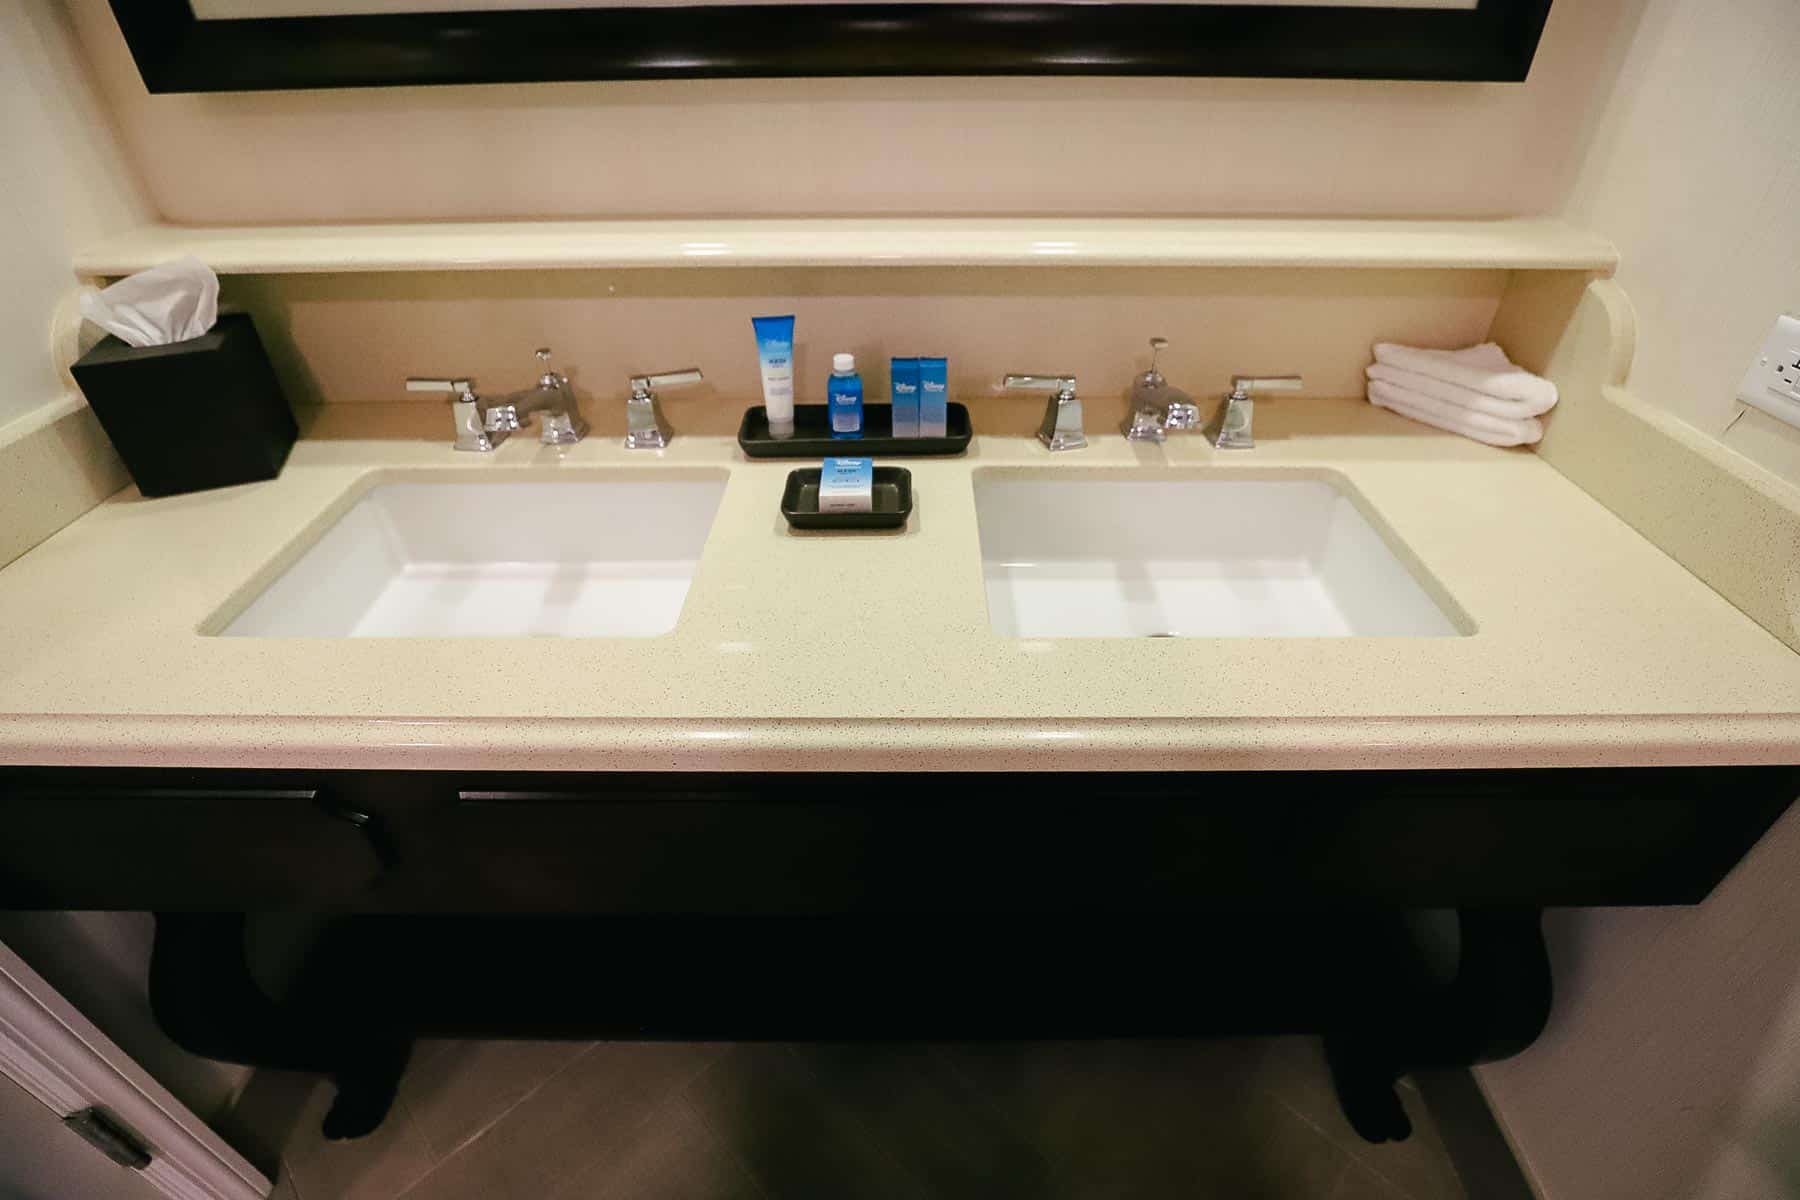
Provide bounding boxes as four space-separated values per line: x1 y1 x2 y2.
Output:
71 312 297 498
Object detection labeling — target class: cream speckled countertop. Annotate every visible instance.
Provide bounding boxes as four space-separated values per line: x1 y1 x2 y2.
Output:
3 400 1798 771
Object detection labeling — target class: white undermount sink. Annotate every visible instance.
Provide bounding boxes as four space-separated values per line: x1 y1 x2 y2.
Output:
973 471 1465 638
219 474 727 637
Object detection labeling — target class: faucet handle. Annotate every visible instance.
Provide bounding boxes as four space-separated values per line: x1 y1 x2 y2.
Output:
629 367 704 398
624 367 698 450
408 377 499 451
1230 375 1304 397
406 377 475 399
1003 372 1078 398
1006 372 1085 452
1208 374 1301 450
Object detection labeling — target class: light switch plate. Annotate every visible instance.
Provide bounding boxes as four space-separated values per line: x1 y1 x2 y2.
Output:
1737 315 1800 431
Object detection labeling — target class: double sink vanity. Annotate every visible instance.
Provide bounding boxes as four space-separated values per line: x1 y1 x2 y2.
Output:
5 391 1798 1139
6 231 1800 1141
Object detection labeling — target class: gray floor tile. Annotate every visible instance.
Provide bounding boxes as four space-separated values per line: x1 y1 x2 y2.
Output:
400 1038 594 1161
1351 1080 1468 1200
264 1035 1478 1200
683 1044 929 1200
936 1039 1354 1200
550 1096 766 1200
282 1083 437 1200
1331 1161 1412 1200
1270 1061 1467 1200
397 1041 722 1200
798 1044 1054 1196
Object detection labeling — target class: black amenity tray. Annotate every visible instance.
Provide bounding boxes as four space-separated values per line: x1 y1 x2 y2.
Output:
738 403 971 458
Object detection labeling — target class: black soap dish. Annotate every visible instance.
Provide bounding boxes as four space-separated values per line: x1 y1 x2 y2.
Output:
740 403 971 458
781 467 913 531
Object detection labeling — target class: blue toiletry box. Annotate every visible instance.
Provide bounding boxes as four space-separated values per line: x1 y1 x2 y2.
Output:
890 357 920 437
918 356 948 438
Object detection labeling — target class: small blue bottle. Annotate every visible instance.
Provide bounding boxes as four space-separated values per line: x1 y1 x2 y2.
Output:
828 352 863 438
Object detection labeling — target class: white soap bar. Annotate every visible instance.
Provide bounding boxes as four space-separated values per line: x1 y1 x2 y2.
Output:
818 456 873 513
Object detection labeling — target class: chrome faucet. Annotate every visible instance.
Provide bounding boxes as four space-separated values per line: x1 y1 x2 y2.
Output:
405 376 494 451
1004 372 1086 452
1204 375 1304 449
406 347 587 452
1121 337 1201 443
624 367 702 450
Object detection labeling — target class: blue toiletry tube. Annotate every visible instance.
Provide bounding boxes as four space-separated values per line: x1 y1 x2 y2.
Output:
918 356 948 438
828 352 863 438
819 456 873 513
889 357 920 437
752 314 797 438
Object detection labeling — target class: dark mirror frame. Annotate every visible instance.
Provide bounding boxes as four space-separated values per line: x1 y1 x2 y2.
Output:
113 0 1552 92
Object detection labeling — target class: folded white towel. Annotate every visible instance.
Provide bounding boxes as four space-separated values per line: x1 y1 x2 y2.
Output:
1372 342 1557 413
1368 379 1543 447
1366 362 1555 420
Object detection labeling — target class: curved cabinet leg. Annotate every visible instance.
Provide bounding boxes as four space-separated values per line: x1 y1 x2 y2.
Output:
1325 908 1550 1144
1324 1034 1413 1144
149 914 411 1141
1448 909 1553 1064
318 1035 410 1141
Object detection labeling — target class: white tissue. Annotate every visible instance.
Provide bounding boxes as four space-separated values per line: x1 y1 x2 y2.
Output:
79 256 219 348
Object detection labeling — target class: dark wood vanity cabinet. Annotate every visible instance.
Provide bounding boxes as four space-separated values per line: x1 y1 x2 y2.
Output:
3 765 1793 913
0 773 387 908
4 761 1791 1145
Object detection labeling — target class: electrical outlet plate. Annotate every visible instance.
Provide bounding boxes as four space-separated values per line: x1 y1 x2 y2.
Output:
1737 315 1800 431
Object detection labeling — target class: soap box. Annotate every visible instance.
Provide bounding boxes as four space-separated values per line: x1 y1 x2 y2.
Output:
818 456 874 513
918 356 948 438
889 357 920 437
70 312 297 498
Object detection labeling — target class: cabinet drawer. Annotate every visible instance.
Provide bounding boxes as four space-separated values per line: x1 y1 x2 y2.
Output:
0 783 386 908
421 782 1215 912
410 767 1799 912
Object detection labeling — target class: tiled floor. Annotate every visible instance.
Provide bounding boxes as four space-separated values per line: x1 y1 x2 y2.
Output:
262 1037 1471 1200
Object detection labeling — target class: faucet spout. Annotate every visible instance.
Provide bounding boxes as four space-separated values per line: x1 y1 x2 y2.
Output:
1121 337 1198 442
491 348 587 445
1162 395 1202 429
1112 336 1302 449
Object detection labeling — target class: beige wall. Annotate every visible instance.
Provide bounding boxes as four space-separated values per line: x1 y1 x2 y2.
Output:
0 0 138 567
67 0 1639 224
0 1 144 427
62 0 1648 427
1478 2 1800 1196
224 265 1508 433
1558 0 1800 483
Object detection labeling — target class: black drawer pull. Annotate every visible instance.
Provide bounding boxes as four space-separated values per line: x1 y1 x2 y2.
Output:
314 797 400 870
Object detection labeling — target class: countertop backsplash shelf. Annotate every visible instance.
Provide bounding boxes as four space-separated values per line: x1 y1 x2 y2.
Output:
72 217 1619 279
